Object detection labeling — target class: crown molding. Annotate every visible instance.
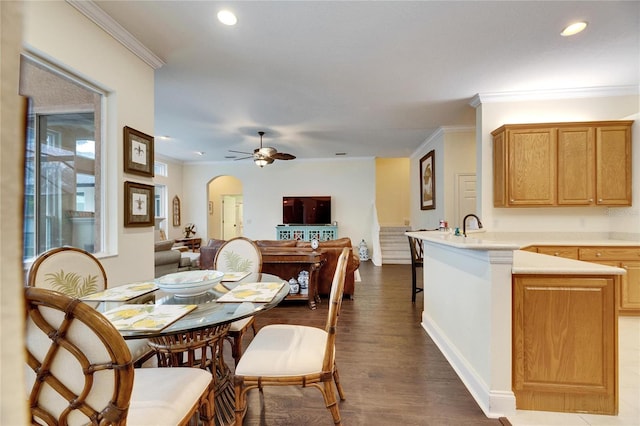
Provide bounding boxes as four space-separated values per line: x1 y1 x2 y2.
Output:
66 0 165 69
469 85 638 108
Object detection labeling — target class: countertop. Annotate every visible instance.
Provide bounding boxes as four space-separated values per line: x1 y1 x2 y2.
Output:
405 230 638 250
406 230 633 275
512 250 625 275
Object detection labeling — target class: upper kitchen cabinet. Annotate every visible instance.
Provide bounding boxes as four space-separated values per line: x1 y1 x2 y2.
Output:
492 121 633 207
596 125 633 205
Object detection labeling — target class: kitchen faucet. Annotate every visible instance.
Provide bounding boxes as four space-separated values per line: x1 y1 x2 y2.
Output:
462 214 483 237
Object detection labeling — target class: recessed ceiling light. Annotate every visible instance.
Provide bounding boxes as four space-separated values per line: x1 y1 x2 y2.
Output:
195 151 205 156
561 21 587 36
217 10 237 26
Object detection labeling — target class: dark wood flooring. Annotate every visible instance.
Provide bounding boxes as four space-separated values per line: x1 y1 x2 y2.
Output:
234 261 506 425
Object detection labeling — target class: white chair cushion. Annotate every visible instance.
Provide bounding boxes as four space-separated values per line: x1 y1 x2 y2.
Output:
235 324 327 376
127 367 211 426
229 316 253 332
126 339 151 362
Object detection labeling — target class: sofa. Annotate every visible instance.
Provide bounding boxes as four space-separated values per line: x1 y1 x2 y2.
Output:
154 239 182 278
199 237 360 298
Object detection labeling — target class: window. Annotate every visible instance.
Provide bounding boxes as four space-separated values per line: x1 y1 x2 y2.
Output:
154 161 167 177
20 55 104 261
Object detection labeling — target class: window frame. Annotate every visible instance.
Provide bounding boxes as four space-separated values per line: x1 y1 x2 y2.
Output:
20 53 109 264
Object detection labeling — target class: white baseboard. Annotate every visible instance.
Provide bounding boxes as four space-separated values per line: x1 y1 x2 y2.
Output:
421 314 516 419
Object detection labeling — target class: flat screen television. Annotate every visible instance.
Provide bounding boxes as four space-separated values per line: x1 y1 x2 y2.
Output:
282 196 331 225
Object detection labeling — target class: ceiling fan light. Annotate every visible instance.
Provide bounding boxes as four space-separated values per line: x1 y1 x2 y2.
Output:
561 21 587 36
217 10 237 26
255 158 268 167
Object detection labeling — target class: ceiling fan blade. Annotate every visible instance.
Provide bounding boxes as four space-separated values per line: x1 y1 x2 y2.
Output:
228 149 253 155
233 155 253 161
271 152 296 160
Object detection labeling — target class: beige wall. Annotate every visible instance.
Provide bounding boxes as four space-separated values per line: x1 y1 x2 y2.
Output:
207 175 243 240
23 1 158 284
410 127 476 230
477 94 639 238
183 158 376 244
1 1 28 422
154 154 185 241
375 158 410 227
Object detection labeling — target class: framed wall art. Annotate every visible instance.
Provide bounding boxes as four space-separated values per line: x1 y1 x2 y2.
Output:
173 195 181 227
420 150 435 210
124 126 154 177
124 181 154 227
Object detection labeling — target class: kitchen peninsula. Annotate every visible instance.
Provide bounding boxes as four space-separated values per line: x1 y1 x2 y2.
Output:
406 230 629 418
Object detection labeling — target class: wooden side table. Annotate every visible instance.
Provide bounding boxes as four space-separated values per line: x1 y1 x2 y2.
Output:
261 250 325 309
175 237 202 251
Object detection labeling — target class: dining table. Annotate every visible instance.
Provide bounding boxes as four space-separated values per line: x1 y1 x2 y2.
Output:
88 271 290 426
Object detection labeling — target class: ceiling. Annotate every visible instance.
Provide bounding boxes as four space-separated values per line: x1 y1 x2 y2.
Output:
92 1 639 163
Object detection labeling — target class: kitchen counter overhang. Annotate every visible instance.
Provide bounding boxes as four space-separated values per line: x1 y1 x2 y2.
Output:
405 230 625 418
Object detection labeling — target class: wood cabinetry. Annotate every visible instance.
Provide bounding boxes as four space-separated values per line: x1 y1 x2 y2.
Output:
523 245 640 315
513 274 618 414
579 247 640 315
492 121 632 207
275 225 338 241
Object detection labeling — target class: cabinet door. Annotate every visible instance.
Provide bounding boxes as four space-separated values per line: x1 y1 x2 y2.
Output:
596 125 632 205
493 131 507 207
507 128 556 205
557 127 595 205
512 275 617 414
536 246 579 259
620 260 640 313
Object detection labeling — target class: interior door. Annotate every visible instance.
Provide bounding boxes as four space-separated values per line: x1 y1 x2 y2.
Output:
222 195 242 239
454 173 477 229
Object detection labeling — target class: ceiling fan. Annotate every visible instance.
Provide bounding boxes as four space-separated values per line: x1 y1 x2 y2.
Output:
229 131 296 167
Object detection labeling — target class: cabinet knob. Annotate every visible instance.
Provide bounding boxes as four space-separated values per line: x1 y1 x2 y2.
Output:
598 199 603 203
596 252 602 257
588 198 593 203
554 252 560 256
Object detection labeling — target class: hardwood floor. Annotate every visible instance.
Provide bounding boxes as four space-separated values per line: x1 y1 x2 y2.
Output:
234 261 505 425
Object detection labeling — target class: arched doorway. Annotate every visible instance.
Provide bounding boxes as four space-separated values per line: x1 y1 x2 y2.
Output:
207 176 243 240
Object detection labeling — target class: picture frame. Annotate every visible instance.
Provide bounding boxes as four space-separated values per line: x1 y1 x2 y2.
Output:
124 126 154 177
173 195 181 227
124 181 154 227
420 150 435 210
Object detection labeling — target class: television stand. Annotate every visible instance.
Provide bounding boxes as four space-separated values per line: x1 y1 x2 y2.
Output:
276 225 337 241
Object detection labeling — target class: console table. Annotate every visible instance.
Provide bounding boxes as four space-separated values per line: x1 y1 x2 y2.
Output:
174 237 201 251
261 250 326 309
275 225 337 241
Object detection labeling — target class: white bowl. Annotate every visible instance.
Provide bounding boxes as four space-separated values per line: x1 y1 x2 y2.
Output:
156 270 225 297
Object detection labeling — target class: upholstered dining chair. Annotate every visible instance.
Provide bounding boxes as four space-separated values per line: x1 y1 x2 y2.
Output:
27 246 154 367
407 235 425 303
24 286 215 426
213 237 263 365
233 247 350 426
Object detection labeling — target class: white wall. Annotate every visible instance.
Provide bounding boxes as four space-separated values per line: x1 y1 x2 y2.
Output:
1 1 28 422
182 158 376 245
410 127 476 230
23 1 157 283
476 93 640 239
154 154 185 241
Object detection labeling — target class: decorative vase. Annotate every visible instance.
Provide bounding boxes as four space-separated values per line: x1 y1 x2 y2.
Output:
358 239 369 261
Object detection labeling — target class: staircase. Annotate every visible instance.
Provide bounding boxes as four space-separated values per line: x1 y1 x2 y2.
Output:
379 226 411 264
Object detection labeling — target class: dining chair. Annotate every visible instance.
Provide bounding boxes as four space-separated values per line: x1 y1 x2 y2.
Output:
233 247 350 425
27 246 154 367
213 237 263 365
407 235 424 303
24 286 215 426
